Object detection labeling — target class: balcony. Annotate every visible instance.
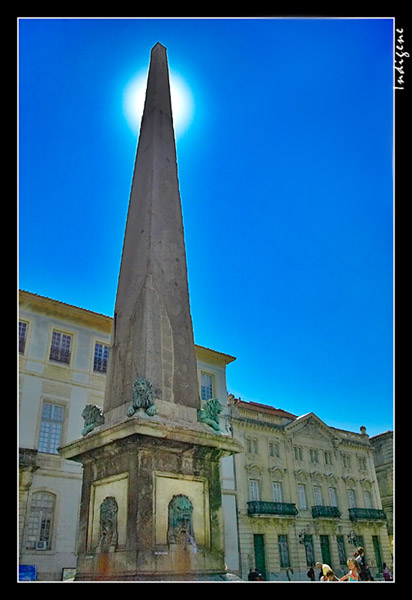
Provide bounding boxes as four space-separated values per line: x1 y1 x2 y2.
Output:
247 501 298 516
349 508 387 521
312 505 341 518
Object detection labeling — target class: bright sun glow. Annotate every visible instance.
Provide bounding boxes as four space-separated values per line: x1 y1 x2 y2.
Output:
123 70 194 138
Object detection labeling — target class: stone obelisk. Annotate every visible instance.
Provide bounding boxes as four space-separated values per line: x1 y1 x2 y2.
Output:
105 42 199 422
60 43 242 581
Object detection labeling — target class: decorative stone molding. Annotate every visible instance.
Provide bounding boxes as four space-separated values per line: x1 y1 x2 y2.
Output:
268 466 287 478
294 468 310 481
245 463 264 476
310 470 324 482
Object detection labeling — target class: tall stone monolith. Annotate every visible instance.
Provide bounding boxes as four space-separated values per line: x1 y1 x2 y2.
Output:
60 42 242 581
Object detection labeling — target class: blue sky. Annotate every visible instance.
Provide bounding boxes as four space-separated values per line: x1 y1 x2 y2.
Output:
18 18 394 437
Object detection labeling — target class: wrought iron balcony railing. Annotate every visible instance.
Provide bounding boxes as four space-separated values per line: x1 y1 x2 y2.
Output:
349 508 387 521
312 505 341 518
247 501 298 516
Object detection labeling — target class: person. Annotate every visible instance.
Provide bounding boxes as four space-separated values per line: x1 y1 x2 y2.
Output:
382 562 392 581
339 558 360 582
248 568 259 581
323 569 338 582
355 547 373 581
316 561 332 580
307 566 316 581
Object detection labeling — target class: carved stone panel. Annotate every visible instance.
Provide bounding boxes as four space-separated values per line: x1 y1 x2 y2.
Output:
154 472 209 548
167 494 196 549
97 496 118 552
88 472 129 552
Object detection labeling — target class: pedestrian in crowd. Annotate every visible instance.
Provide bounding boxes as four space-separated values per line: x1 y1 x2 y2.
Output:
355 547 373 581
382 562 393 581
248 568 259 581
339 558 360 582
307 566 316 581
323 569 338 582
316 561 332 580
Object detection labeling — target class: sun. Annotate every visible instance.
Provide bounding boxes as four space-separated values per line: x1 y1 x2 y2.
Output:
123 70 194 138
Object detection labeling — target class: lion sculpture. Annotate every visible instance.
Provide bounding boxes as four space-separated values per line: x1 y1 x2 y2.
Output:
81 404 104 436
127 376 157 417
197 398 223 432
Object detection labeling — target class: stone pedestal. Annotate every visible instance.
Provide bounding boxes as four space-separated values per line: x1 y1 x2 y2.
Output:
61 414 242 580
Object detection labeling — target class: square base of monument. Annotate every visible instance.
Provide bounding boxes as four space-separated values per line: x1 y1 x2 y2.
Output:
74 570 241 582
60 416 243 583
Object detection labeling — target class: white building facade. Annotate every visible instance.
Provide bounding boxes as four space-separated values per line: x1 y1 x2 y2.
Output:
18 290 239 580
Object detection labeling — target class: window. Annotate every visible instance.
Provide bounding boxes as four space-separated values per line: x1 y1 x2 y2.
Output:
269 441 280 458
38 403 64 454
278 535 291 568
329 487 338 507
253 534 266 580
309 449 319 464
24 492 55 550
320 535 332 567
304 534 315 566
297 484 307 509
246 437 258 454
372 535 383 570
94 342 109 373
249 479 260 501
342 454 351 468
337 535 347 565
49 330 72 364
364 490 373 509
294 446 303 461
313 485 323 506
19 321 28 354
347 489 356 509
272 481 283 503
200 372 214 401
358 456 367 471
324 451 332 465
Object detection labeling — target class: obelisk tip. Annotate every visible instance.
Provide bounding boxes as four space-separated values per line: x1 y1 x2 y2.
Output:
152 41 167 52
